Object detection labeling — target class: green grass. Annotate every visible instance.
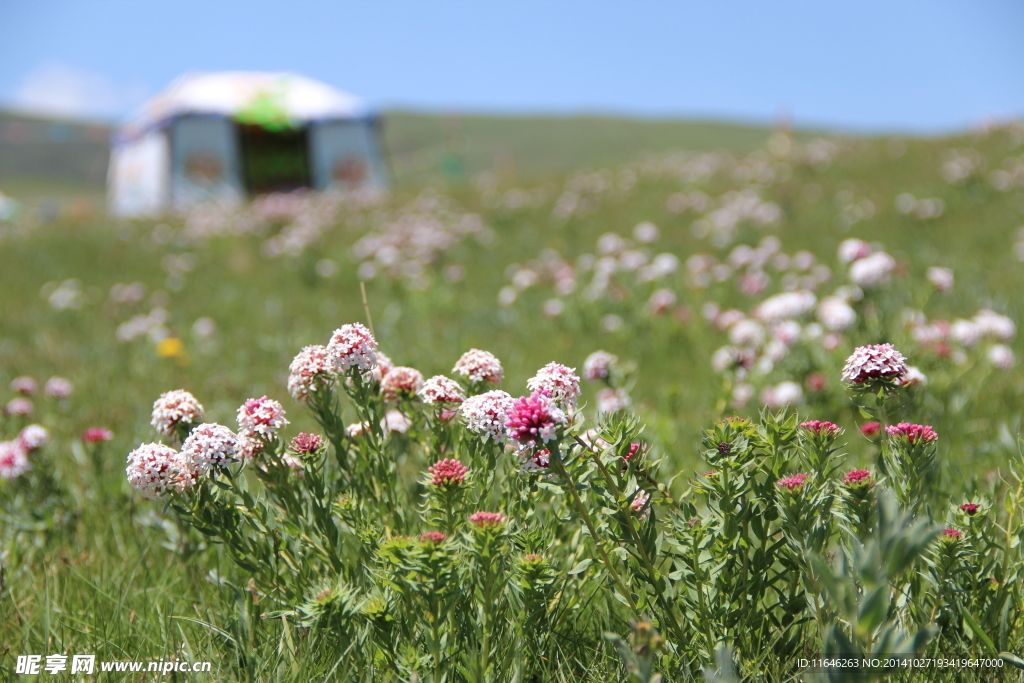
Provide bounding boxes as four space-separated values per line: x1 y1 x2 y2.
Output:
2 118 1024 680
382 111 820 182
1 107 821 197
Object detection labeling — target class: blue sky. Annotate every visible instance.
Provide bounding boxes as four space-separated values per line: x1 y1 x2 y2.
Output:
1 0 1022 132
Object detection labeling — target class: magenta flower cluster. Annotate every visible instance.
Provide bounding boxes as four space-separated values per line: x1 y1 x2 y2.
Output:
506 390 566 446
843 469 873 487
800 420 842 435
885 422 938 444
469 511 507 528
777 473 810 492
289 432 324 455
428 458 469 486
82 427 114 444
421 531 448 545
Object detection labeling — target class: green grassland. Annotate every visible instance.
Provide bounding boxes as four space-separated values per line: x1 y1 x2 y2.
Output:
1 114 1024 681
0 108 810 196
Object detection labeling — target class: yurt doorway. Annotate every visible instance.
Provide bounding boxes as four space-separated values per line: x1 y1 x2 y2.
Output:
237 123 312 195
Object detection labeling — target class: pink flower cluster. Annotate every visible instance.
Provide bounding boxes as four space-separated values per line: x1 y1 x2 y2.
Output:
452 349 504 384
630 491 651 519
419 375 466 405
800 420 841 436
327 323 378 374
4 397 33 417
421 531 448 545
960 503 980 516
380 366 424 402
237 396 288 458
941 528 962 541
428 458 469 486
10 376 37 395
125 443 190 499
506 390 566 446
287 345 334 402
45 377 73 398
82 427 114 444
860 422 881 437
885 423 938 444
582 351 617 381
841 344 908 384
527 363 581 411
150 389 205 439
777 473 810 492
289 432 324 455
843 469 873 487
0 440 31 480
469 511 507 528
368 350 395 383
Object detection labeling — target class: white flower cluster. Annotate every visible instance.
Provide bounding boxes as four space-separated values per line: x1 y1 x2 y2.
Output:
527 363 581 411
419 375 466 405
755 291 816 323
18 424 50 450
453 348 504 384
816 296 857 331
460 390 514 443
596 388 631 414
327 323 378 374
583 351 617 381
181 423 237 473
848 252 896 288
760 381 804 409
287 345 334 402
841 344 908 384
151 390 205 440
126 443 189 500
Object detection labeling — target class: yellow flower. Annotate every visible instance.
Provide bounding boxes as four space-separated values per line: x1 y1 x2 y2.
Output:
156 337 188 365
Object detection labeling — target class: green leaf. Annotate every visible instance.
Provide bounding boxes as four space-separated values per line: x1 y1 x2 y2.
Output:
261 610 297 620
961 606 997 655
536 481 564 494
169 616 237 644
568 559 593 575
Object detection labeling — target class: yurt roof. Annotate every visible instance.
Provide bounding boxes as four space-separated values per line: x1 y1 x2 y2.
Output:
115 71 375 142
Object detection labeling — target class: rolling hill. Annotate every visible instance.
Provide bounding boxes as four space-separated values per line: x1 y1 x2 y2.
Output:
0 108 814 198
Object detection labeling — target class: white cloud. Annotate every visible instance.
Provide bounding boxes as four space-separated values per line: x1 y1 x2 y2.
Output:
11 62 149 120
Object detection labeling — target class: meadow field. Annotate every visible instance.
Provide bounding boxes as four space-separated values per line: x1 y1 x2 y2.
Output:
2 119 1024 681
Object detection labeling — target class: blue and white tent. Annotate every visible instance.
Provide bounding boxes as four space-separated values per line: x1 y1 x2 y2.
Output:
108 71 387 217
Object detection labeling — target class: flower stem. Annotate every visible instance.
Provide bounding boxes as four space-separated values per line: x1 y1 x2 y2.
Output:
548 445 640 617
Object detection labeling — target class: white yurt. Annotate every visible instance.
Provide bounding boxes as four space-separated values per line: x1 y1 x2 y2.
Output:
108 71 387 217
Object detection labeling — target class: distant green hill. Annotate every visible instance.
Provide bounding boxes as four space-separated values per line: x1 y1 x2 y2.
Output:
382 111 811 183
0 110 112 196
0 108 817 198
